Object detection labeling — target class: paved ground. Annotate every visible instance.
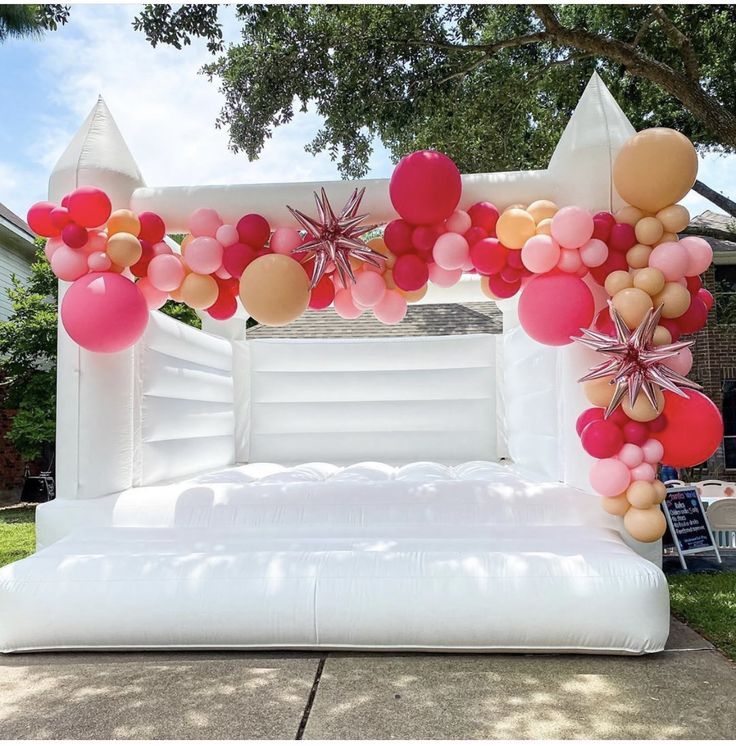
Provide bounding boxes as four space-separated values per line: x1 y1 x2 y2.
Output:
0 618 734 740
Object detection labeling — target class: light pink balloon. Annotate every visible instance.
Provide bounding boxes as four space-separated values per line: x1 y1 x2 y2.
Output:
44 236 63 262
551 206 594 249
215 265 232 279
185 236 223 274
579 238 609 268
648 241 689 281
373 289 407 325
215 224 239 247
428 263 463 288
152 241 173 256
270 228 303 255
188 208 222 238
557 248 583 274
148 254 185 292
641 438 665 465
630 462 656 482
445 210 472 235
333 288 364 319
618 443 644 468
51 244 89 281
432 232 469 270
589 458 631 496
87 251 112 272
521 234 560 274
85 230 108 255
352 270 386 307
679 236 713 276
666 346 693 376
137 277 168 310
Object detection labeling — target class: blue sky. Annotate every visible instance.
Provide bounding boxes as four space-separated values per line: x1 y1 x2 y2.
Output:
0 4 733 221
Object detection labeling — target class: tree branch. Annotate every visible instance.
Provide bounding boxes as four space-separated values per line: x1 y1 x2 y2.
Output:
651 6 700 80
691 180 736 218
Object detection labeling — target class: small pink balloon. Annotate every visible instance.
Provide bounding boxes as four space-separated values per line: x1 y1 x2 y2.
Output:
84 230 108 255
579 238 609 268
557 248 583 274
630 462 656 482
215 265 232 279
666 346 693 376
152 241 173 256
433 232 469 270
148 254 185 292
188 208 222 238
51 244 89 281
678 236 713 276
333 288 364 319
373 289 407 325
551 206 594 249
428 263 462 288
87 251 112 272
445 210 472 235
521 234 560 274
641 438 665 465
270 227 303 255
648 241 689 281
352 270 386 307
44 236 63 262
137 277 168 310
618 443 644 468
185 236 223 274
215 224 240 247
589 457 631 497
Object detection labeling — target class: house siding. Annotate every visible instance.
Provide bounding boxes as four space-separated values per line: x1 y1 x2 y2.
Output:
0 244 33 321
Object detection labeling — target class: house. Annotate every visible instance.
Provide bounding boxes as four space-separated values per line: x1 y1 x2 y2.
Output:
0 202 36 320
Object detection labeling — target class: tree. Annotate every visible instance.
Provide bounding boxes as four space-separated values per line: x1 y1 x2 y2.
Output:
134 4 736 215
0 5 69 43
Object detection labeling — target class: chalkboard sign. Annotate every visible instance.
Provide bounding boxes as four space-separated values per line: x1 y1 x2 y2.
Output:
662 486 721 569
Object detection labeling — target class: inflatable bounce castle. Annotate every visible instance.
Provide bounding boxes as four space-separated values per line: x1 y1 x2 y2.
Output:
0 73 722 653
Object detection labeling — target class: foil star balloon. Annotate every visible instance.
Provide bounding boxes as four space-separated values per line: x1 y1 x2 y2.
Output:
575 302 701 418
287 188 384 288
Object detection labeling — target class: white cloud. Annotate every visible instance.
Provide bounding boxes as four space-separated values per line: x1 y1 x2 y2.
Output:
682 152 736 219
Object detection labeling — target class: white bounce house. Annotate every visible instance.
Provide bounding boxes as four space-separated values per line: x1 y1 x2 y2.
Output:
0 74 670 653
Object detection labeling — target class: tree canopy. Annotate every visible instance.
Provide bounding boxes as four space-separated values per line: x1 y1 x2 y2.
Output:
134 4 736 212
0 5 69 43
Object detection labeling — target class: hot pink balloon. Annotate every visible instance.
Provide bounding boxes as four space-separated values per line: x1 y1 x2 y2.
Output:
137 211 166 243
61 272 149 353
215 224 240 247
51 244 89 281
576 407 604 436
623 421 650 446
352 270 386 307
68 187 112 228
393 254 429 291
87 251 112 272
678 236 713 276
445 210 472 235
137 277 168 310
579 238 608 268
61 223 88 249
557 248 582 274
648 241 689 281
589 458 631 497
551 206 594 249
641 438 665 464
373 289 407 325
618 443 644 468
333 288 364 319
270 227 303 255
185 236 223 274
433 232 469 270
580 419 624 458
521 234 560 274
27 201 60 237
428 263 462 288
236 214 270 247
665 346 693 376
148 254 185 292
188 208 222 238
630 462 656 482
468 202 499 233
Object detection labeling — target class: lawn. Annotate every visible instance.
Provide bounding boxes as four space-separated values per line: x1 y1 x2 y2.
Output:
0 506 35 568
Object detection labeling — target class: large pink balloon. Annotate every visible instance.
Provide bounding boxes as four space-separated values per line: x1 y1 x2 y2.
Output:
389 151 462 225
518 273 595 346
61 272 149 353
658 390 723 467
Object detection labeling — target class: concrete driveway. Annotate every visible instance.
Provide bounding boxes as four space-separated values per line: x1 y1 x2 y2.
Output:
0 619 734 740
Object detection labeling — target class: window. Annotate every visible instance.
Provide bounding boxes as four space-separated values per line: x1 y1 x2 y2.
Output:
723 380 736 470
715 266 736 325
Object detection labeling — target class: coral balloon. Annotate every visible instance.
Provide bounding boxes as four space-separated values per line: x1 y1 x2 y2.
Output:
602 495 631 516
613 128 698 212
521 235 560 274
626 481 659 510
148 254 185 292
624 506 666 543
550 206 594 249
652 282 691 319
61 272 149 352
185 236 224 274
518 273 595 346
496 208 535 249
658 390 723 467
583 378 615 407
239 254 309 326
633 267 665 297
107 232 142 268
107 209 140 237
634 216 664 246
590 458 631 497
389 150 462 225
373 289 407 325
68 187 112 228
188 208 222 238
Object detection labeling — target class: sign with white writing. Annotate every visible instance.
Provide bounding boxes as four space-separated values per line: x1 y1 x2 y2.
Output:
662 486 721 570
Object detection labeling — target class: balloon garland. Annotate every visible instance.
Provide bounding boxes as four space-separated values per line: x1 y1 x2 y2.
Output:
27 127 724 542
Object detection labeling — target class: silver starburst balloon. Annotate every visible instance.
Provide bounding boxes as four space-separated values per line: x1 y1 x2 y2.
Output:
575 302 701 418
287 188 384 288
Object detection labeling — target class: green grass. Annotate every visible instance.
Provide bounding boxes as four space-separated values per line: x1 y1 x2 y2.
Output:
668 571 736 660
0 506 35 568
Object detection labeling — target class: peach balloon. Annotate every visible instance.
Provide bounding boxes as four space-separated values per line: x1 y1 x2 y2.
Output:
626 481 659 510
106 232 142 267
496 208 535 249
622 387 664 422
656 204 690 234
657 232 678 245
624 505 666 542
634 216 664 246
613 128 698 213
633 267 665 296
653 480 667 503
527 199 558 223
398 284 428 302
653 282 691 318
601 495 631 516
382 269 396 290
615 206 646 226
626 244 652 269
604 270 633 297
181 273 219 310
239 254 309 326
107 209 140 236
652 325 672 346
584 377 615 407
612 287 653 328
536 218 553 236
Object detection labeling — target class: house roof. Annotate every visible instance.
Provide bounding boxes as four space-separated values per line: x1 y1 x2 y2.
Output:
247 301 503 339
0 202 36 258
0 203 33 239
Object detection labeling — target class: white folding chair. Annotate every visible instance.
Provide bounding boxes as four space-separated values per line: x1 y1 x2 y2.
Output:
705 498 736 549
